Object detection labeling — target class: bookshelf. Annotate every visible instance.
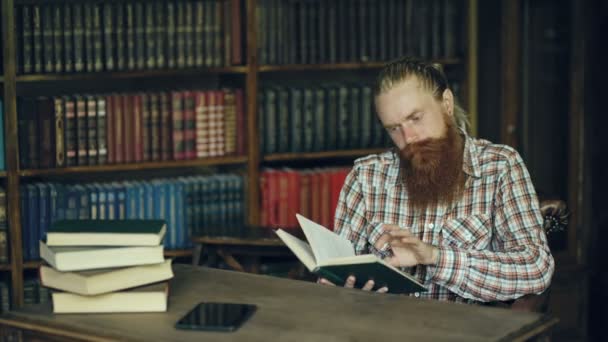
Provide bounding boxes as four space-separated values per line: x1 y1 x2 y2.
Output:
1 0 478 307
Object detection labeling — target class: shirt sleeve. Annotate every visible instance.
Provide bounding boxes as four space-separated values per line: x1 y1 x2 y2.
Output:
428 150 555 302
333 168 371 255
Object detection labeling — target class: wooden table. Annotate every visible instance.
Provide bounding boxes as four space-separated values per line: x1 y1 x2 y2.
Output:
0 264 558 341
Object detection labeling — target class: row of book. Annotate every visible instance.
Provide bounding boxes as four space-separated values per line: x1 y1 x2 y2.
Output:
18 89 245 170
19 174 245 261
258 85 391 154
260 167 350 229
257 0 464 65
16 0 242 74
1 279 43 313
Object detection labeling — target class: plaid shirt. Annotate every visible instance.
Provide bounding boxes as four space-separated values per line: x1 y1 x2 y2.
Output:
334 135 554 303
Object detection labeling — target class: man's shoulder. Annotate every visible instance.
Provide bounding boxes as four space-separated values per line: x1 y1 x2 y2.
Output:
471 137 522 164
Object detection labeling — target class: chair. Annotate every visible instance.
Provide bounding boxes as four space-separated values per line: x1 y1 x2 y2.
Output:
508 198 569 313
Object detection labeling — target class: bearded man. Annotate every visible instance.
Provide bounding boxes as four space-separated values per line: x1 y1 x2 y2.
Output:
320 58 554 303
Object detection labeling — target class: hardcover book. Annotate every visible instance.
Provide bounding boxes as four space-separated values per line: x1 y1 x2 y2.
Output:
276 214 426 294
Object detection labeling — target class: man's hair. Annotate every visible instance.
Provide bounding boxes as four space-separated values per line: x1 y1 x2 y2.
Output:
373 57 469 132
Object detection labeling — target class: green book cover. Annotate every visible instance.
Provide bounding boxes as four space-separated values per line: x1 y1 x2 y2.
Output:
47 219 166 247
318 261 425 294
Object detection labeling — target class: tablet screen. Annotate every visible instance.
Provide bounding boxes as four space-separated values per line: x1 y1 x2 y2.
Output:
175 302 257 332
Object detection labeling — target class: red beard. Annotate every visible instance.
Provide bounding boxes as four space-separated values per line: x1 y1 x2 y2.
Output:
399 118 465 211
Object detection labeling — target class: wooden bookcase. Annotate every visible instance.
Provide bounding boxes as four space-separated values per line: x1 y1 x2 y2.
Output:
1 0 478 307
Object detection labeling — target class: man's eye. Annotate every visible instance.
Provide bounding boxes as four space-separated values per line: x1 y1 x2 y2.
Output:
411 115 421 122
387 126 399 133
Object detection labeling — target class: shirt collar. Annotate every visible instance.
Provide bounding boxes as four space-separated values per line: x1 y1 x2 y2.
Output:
462 134 482 179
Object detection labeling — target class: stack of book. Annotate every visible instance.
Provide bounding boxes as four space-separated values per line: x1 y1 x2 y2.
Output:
39 219 173 314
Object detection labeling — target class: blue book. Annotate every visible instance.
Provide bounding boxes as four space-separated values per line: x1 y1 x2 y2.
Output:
75 185 90 220
114 183 126 219
174 181 185 249
36 183 50 250
85 184 99 219
26 185 39 260
165 181 176 250
104 184 116 219
125 181 137 219
152 181 167 247
143 182 154 219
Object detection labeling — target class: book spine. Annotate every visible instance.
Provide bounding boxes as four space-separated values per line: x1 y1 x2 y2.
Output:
86 96 98 165
20 5 33 74
103 3 115 71
41 5 54 73
54 98 65 167
63 3 73 73
52 4 63 73
92 3 103 71
97 97 108 165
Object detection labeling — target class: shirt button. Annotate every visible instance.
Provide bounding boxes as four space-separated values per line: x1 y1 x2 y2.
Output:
414 292 420 298
428 223 434 229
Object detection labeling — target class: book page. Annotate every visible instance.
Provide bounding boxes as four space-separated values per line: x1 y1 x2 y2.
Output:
275 229 317 272
296 214 355 264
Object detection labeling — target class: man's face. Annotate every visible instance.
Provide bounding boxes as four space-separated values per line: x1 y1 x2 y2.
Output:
375 77 452 150
375 76 464 209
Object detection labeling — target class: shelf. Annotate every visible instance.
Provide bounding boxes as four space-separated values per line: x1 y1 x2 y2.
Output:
263 148 389 162
0 264 11 271
15 66 248 82
19 156 248 177
164 249 194 258
258 59 462 72
0 171 6 178
23 261 41 269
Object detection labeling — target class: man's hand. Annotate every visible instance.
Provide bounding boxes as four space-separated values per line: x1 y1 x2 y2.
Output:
317 276 389 293
375 224 439 267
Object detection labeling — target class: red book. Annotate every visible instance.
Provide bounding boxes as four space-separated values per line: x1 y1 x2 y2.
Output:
122 94 133 163
310 170 321 224
285 169 301 228
320 171 332 229
132 94 143 162
259 171 269 227
330 168 350 229
182 91 196 160
277 170 289 227
171 91 185 160
267 169 279 228
298 171 311 221
159 92 172 161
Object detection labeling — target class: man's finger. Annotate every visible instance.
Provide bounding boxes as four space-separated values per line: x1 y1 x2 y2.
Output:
389 237 419 247
344 276 356 288
361 280 375 291
376 286 389 293
374 233 392 250
318 278 336 286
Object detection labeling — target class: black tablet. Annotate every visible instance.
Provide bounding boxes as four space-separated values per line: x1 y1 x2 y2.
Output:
174 302 257 332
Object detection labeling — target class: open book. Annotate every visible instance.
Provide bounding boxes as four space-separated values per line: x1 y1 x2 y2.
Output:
276 214 426 294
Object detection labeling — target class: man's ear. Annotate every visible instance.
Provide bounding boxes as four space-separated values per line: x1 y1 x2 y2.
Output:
442 88 454 117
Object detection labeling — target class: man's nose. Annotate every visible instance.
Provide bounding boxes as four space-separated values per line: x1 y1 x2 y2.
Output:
401 123 417 144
